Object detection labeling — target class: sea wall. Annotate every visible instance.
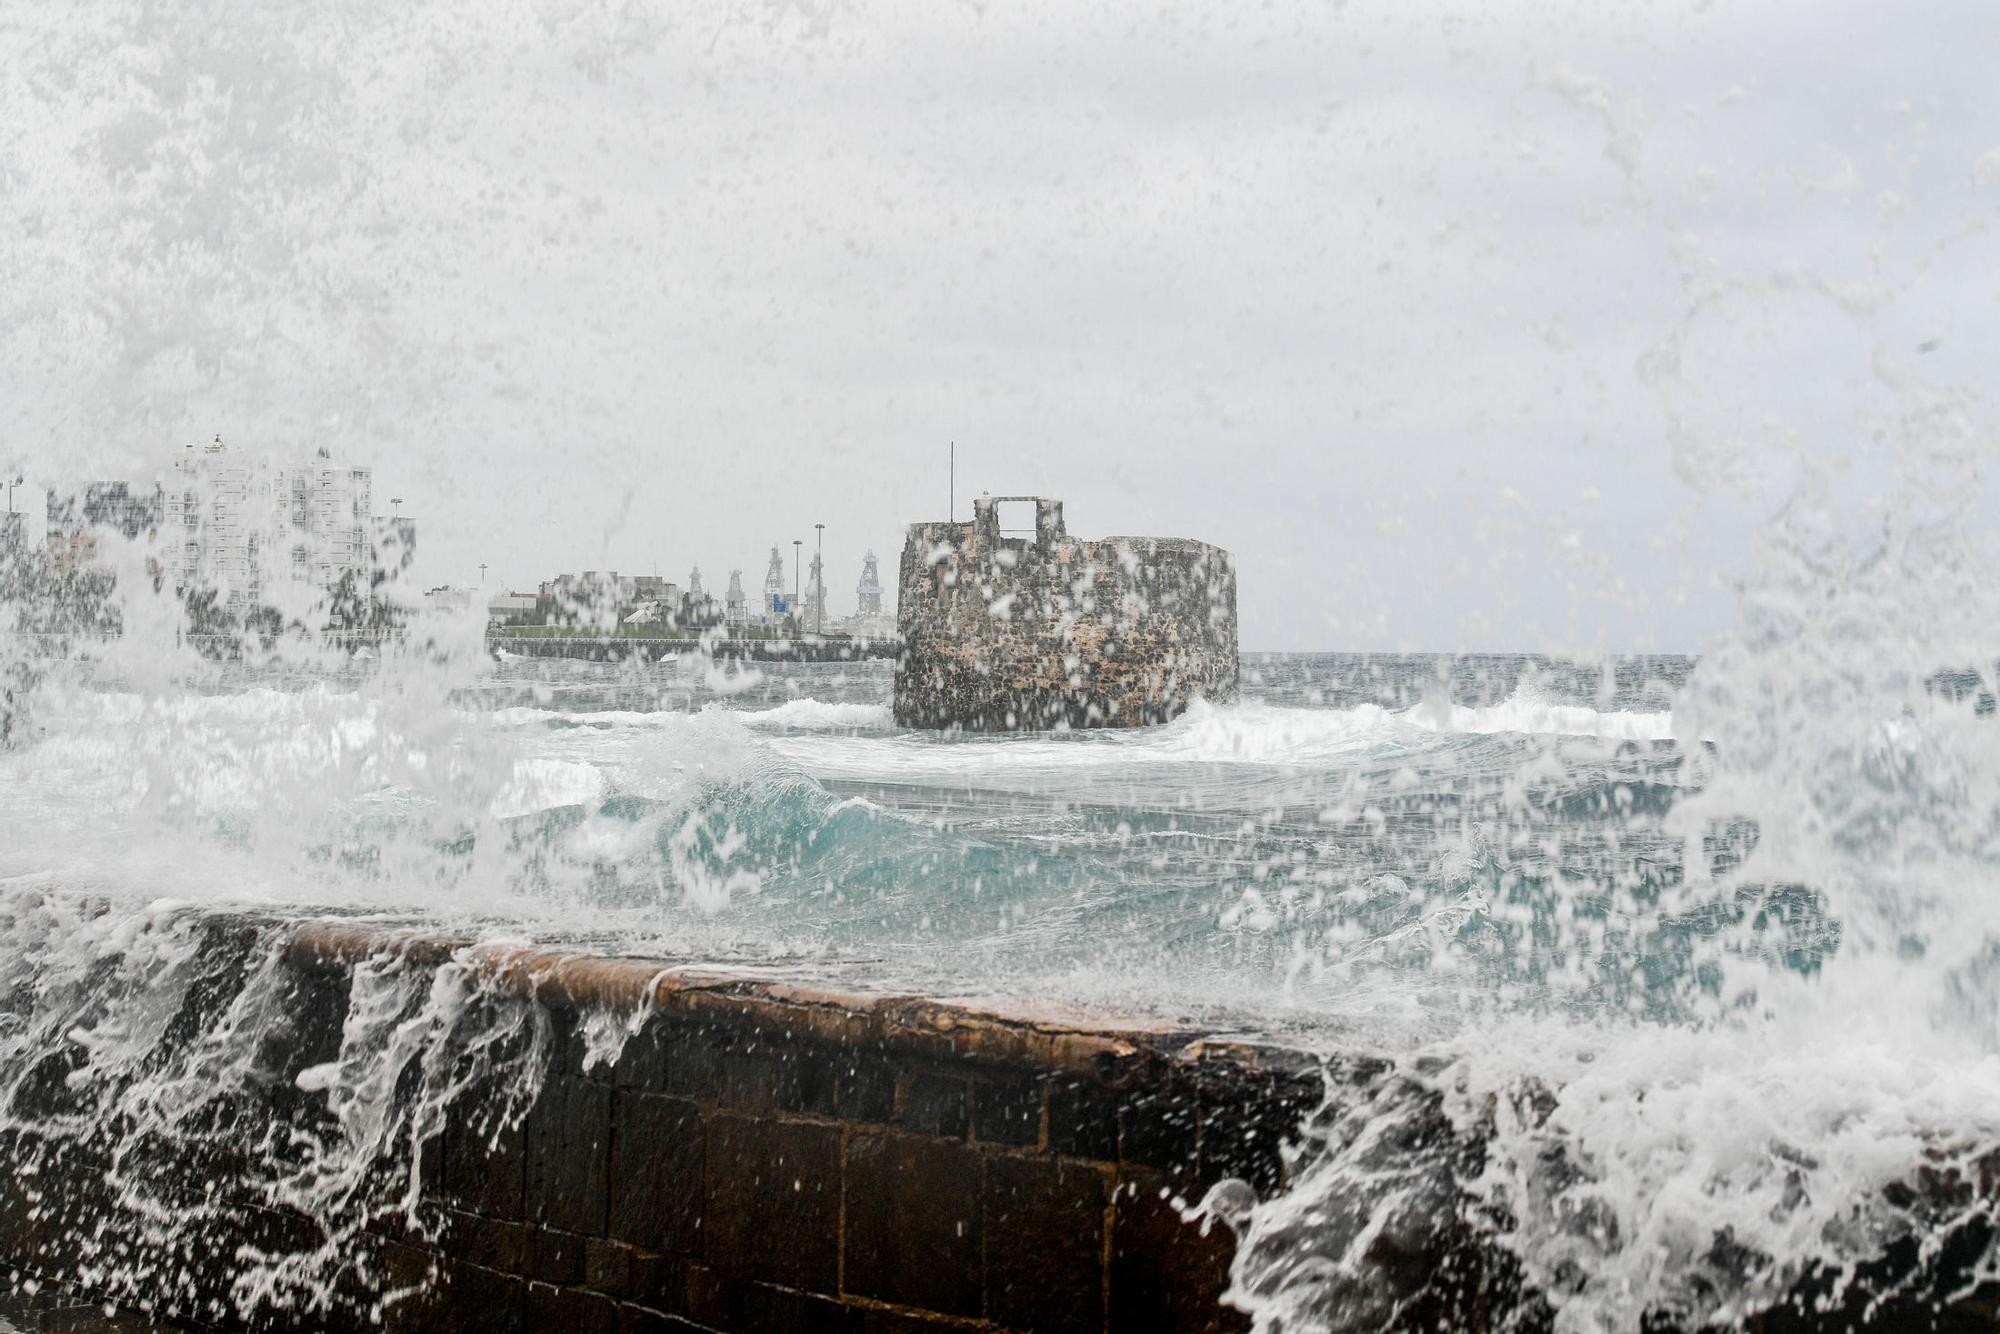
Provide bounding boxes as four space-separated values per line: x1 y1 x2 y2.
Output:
490 635 900 664
8 904 1985 1332
895 497 1237 730
0 906 1328 1334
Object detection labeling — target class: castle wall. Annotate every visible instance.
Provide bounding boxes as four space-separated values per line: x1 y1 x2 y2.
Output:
895 499 1238 730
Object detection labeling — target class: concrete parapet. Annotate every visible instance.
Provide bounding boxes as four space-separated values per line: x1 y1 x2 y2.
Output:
3 903 1998 1331
0 910 1327 1333
895 497 1237 730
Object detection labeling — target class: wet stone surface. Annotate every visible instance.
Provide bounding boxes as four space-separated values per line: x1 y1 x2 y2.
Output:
0 1286 185 1333
895 497 1238 731
0 914 1346 1333
14 914 2000 1330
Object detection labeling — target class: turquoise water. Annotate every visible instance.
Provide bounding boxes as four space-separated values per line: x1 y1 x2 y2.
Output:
0 649 1718 1027
3 635 1997 1331
468 651 1726 1024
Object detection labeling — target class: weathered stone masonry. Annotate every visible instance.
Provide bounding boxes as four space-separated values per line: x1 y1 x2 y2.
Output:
0 912 1328 1334
895 498 1237 730
8 910 1988 1331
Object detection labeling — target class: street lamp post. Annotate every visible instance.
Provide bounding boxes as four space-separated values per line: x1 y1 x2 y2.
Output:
814 523 825 634
792 540 802 637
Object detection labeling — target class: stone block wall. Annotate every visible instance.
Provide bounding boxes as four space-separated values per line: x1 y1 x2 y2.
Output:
895 497 1237 730
0 913 1322 1334
362 969 1319 1333
11 908 1988 1331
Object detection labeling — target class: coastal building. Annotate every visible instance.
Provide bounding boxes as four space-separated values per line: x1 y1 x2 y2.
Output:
45 481 164 575
46 482 163 545
161 439 377 614
623 583 682 625
517 545 895 639
629 574 673 605
45 443 397 613
486 593 538 626
528 567 748 629
539 570 637 624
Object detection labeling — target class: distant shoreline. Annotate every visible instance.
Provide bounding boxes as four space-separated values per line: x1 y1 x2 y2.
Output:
490 632 901 663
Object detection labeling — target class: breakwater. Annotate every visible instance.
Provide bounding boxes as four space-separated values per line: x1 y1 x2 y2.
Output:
2 629 900 665
491 634 900 664
3 899 1998 1332
0 897 1315 1333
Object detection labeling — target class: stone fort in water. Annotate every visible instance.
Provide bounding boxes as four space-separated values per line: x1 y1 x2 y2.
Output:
894 496 1238 731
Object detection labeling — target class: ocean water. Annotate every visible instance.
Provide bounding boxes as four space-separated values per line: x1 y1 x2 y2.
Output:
5 2 2000 1327
2 600 1996 1330
0 648 1702 1027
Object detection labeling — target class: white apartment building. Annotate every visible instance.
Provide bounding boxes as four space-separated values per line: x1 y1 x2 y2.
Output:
162 439 377 614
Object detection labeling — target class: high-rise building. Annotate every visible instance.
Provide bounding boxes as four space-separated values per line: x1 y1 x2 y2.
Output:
158 439 377 614
46 443 383 613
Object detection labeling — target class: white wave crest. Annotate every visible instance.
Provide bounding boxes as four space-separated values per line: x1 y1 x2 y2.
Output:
488 758 609 819
1402 693 1676 742
1146 699 1400 763
486 698 891 733
733 700 893 731
1158 694 1673 761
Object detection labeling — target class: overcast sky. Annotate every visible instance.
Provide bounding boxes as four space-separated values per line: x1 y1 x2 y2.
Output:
4 0 1996 650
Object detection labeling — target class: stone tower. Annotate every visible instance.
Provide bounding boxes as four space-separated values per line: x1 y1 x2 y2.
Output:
894 497 1236 730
